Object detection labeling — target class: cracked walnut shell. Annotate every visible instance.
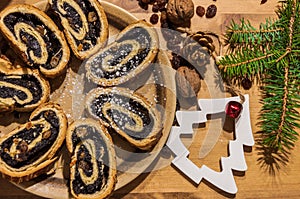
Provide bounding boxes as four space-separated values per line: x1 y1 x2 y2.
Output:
167 0 195 25
176 66 201 98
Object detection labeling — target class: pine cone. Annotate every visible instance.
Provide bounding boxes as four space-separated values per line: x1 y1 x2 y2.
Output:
181 35 211 68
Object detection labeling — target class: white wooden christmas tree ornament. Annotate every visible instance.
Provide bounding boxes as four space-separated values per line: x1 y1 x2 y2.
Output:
166 94 254 194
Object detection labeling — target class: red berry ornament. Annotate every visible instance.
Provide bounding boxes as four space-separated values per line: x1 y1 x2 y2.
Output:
225 101 243 119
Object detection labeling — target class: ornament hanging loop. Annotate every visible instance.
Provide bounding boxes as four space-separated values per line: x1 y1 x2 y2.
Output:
224 84 245 104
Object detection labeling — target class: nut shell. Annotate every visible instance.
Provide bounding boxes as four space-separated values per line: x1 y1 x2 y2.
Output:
167 0 194 25
176 66 201 98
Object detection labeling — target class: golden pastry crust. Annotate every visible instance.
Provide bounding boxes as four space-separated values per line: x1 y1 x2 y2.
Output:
66 118 117 199
0 57 50 112
85 20 159 87
85 87 162 150
0 4 70 78
0 102 68 183
49 0 109 60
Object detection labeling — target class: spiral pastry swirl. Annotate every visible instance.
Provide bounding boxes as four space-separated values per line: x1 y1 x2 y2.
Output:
66 119 116 199
0 58 50 112
0 103 67 182
86 87 161 150
85 20 158 87
0 4 70 78
49 0 109 60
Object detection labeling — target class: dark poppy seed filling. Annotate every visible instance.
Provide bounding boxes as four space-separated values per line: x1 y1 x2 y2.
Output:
0 110 59 169
116 27 151 45
0 87 27 101
70 125 110 195
3 13 63 69
89 27 151 79
31 110 60 128
0 74 43 107
90 93 154 140
51 0 102 49
21 31 42 58
60 2 84 32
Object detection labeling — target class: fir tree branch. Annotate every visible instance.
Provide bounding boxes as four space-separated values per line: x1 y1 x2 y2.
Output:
219 52 274 69
219 0 300 159
271 0 296 149
219 18 284 80
227 28 283 34
218 48 276 80
224 18 282 53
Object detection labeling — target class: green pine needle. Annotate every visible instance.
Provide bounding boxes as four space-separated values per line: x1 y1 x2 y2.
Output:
219 0 300 159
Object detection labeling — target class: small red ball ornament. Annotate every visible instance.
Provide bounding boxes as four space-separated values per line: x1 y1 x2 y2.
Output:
225 101 243 119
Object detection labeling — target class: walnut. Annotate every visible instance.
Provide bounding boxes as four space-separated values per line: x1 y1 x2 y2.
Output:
175 66 201 98
167 0 195 25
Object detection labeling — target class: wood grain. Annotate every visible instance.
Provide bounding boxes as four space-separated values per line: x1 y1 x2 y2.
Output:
1 0 300 198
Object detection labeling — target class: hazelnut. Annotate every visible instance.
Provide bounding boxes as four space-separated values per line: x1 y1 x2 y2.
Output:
36 25 46 35
175 66 201 98
77 43 83 51
70 157 77 167
13 138 20 144
15 153 27 162
88 12 97 23
167 0 194 25
76 127 88 137
44 111 50 117
43 130 52 139
25 122 33 130
18 141 28 153
21 35 28 44
79 152 85 159
21 52 29 62
50 56 59 67
78 160 90 171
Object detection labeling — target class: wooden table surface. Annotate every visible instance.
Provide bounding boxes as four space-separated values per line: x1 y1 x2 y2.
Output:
1 0 300 198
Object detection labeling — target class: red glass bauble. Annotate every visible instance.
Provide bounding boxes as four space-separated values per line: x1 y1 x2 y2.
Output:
225 101 243 119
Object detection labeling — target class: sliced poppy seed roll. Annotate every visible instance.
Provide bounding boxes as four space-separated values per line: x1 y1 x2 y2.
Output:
86 87 162 150
0 57 50 112
66 119 117 199
0 4 70 78
49 0 109 60
85 20 158 87
0 103 68 182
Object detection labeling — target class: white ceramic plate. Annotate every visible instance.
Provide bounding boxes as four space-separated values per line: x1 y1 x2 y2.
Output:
0 1 177 198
